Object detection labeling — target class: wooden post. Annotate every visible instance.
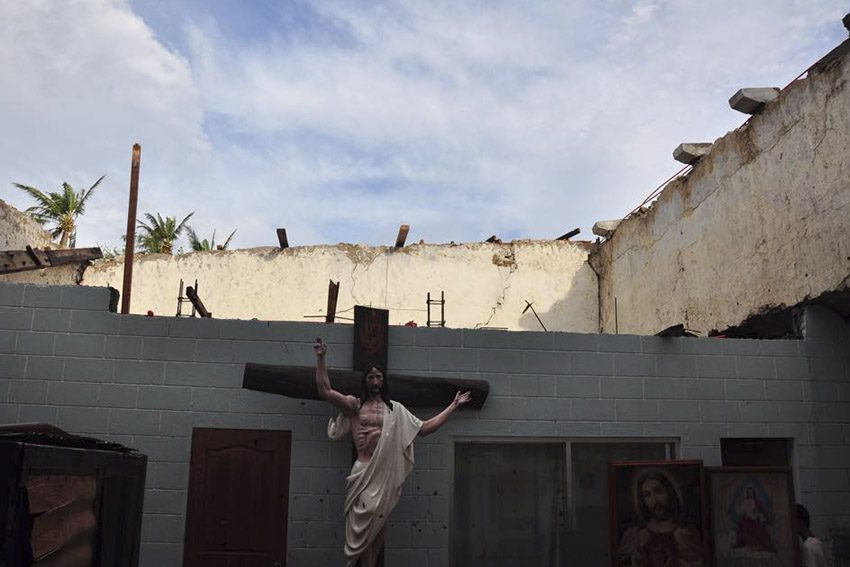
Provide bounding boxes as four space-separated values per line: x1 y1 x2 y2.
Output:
121 144 141 315
326 280 339 323
276 229 289 249
394 225 409 248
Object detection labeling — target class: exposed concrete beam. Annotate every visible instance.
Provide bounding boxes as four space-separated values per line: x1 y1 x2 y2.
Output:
592 220 621 237
729 88 780 114
673 143 713 165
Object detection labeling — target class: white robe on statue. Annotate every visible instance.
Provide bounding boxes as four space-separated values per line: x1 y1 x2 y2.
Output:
328 401 422 566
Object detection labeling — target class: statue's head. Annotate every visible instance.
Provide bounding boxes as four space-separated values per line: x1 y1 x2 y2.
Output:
360 361 393 410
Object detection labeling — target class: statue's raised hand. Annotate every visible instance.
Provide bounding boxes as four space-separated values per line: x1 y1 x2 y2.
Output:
453 391 472 407
314 338 327 358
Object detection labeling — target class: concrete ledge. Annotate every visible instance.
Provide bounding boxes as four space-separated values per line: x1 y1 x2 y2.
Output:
729 87 780 114
673 143 713 165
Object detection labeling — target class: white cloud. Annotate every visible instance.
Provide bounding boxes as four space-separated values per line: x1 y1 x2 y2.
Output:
0 0 846 249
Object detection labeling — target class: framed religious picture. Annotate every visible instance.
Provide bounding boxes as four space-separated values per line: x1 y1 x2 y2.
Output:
608 460 710 567
707 467 800 567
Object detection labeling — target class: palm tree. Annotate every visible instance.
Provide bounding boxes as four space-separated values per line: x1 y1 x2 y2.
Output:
187 227 237 251
136 212 194 254
13 175 105 248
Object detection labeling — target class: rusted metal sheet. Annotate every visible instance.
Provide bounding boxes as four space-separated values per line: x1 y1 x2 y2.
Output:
0 247 102 275
243 363 489 409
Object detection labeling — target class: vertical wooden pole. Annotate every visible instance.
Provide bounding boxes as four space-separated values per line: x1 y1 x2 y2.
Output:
121 144 141 315
325 280 340 323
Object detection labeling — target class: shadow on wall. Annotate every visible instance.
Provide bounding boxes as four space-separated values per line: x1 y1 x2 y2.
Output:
517 279 595 333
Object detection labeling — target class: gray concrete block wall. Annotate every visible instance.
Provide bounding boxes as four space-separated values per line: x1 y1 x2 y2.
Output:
1 282 849 566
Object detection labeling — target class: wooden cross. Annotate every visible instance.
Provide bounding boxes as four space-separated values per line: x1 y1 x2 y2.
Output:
242 306 489 409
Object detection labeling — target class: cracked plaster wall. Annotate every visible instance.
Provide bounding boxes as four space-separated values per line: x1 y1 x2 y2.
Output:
594 44 850 336
81 240 598 332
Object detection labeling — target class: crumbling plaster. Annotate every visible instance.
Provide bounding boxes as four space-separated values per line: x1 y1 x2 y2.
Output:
81 240 598 332
0 198 53 251
593 44 850 336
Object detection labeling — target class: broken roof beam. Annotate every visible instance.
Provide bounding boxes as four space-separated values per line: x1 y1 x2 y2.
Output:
395 224 409 248
729 88 780 114
557 228 581 240
0 247 102 275
276 228 289 249
592 220 621 238
673 143 713 165
243 363 489 409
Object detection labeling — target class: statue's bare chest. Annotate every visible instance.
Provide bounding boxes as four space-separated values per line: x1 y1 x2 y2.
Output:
358 402 384 430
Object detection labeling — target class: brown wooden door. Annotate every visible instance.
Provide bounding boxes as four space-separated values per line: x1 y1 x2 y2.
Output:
183 428 291 567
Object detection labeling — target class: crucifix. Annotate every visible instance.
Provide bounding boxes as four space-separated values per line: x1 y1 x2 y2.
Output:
242 306 488 567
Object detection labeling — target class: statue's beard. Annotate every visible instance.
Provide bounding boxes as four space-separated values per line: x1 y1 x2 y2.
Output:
369 384 381 395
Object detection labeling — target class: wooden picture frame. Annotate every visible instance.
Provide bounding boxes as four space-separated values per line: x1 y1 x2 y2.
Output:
608 460 709 567
707 466 800 567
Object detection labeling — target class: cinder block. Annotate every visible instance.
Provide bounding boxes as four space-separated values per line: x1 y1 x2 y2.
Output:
99 384 137 408
555 421 602 436
553 333 598 352
614 354 657 377
571 353 613 376
69 310 121 335
131 436 190 463
727 423 770 438
737 357 776 380
599 334 641 353
681 338 722 355
54 333 105 358
616 400 658 421
685 379 725 400
64 358 115 382
47 382 99 406
9 380 48 404
0 283 24 306
430 348 477 372
411 327 462 347
386 346 429 372
59 286 113 311
700 401 740 422
804 382 839 402
0 403 19 422
685 423 727 446
760 340 801 357
219 319 272 342
290 493 329 521
194 340 236 363
644 378 685 399
696 356 736 379
601 377 644 398
525 351 570 375
57 406 109 434
141 337 197 362
776 358 808 381
110 409 161 435
168 317 222 339
104 335 142 359
812 402 847 423
164 362 241 387
801 339 833 359
721 339 762 356
137 386 191 411
555 376 599 398
641 337 684 354
725 379 765 401
778 401 815 423
236 340 292 365
409 521 447 548
767 423 810 444
0 380 9 403
154 463 189 490
143 490 186 515
678 446 721 465
190 388 230 412
739 401 781 422
0 355 26 379
765 380 803 401
145 513 185 543
18 405 55 423
0 330 15 353
810 424 844 445
572 399 614 420
384 548 428 567
602 422 646 436
0 307 33 330
268 320 322 343
658 355 696 377
160 412 212 437
809 357 846 381
120 315 170 337
23 286 63 308
659 400 701 422
139 543 183 567
16 332 55 355
32 309 71 332
509 375 548 396
520 397 570 420
644 422 687 438
466 329 553 350
479 350 523 373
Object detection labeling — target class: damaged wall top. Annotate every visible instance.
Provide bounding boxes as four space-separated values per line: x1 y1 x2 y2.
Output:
593 39 850 336
81 240 598 332
0 198 53 250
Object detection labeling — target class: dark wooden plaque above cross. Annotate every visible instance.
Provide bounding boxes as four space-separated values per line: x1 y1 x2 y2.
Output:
242 305 488 409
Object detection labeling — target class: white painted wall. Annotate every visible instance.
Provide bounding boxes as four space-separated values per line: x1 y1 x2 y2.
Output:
595 48 850 335
82 240 599 332
0 198 53 250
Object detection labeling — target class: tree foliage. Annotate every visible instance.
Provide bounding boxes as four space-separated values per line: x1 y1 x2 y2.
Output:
13 175 105 248
136 212 194 254
187 227 237 251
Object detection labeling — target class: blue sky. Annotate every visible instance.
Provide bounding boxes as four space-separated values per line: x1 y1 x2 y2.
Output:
0 1 847 250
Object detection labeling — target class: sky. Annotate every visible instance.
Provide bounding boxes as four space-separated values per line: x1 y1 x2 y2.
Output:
0 0 846 250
